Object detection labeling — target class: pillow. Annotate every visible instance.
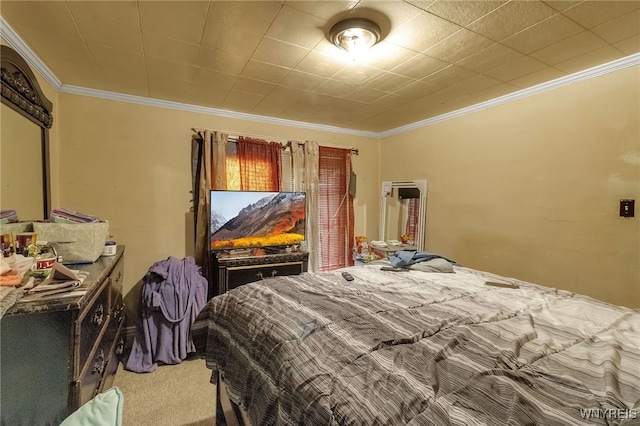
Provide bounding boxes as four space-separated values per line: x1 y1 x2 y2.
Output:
407 258 454 273
60 387 124 426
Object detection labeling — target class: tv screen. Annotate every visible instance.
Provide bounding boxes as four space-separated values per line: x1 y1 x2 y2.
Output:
210 190 306 251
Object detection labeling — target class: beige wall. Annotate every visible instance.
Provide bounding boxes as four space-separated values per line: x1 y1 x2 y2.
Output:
55 94 380 323
381 66 640 308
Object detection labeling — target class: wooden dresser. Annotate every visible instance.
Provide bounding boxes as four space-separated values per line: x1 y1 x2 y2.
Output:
0 246 125 425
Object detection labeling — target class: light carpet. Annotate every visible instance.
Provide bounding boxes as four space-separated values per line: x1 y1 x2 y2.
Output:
112 356 216 426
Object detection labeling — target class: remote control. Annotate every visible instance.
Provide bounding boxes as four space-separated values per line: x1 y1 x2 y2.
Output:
341 272 354 281
485 281 519 289
380 266 409 272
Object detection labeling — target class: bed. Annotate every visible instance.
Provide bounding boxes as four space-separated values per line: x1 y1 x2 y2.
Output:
196 257 639 425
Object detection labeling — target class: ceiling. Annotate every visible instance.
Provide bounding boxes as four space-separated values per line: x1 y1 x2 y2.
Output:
1 1 639 134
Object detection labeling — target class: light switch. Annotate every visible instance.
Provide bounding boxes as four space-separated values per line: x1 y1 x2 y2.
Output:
620 199 635 217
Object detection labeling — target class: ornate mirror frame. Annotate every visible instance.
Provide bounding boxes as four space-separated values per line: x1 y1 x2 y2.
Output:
1 44 53 219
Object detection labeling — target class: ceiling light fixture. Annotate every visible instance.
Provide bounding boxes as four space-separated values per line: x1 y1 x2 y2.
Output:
329 17 381 59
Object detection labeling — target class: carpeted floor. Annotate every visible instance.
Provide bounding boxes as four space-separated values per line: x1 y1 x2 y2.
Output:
112 355 216 426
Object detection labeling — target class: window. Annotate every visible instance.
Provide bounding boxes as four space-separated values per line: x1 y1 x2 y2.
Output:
318 146 354 271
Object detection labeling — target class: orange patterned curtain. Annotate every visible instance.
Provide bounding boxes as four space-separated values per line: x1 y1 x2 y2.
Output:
237 136 282 191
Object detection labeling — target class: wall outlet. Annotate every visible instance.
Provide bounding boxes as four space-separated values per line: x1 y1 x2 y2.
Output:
620 199 635 217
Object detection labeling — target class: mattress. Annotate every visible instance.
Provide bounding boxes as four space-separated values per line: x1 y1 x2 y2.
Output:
198 262 640 425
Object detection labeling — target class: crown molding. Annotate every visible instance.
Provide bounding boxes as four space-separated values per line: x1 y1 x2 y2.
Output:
59 84 381 138
380 53 640 138
0 16 62 90
3 16 637 139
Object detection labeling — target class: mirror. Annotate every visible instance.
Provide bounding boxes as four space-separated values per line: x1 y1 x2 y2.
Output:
1 45 53 221
380 180 427 251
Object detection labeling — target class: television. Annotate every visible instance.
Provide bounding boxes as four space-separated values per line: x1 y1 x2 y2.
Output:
210 190 306 251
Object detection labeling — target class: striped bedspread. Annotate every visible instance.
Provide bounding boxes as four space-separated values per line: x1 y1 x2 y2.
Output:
198 263 640 425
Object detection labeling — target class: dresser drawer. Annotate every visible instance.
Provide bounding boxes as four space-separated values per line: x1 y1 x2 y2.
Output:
227 261 304 290
76 280 111 374
108 257 124 308
74 313 119 406
97 320 125 394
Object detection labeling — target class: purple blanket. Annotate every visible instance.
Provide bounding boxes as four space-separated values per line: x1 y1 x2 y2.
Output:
125 256 207 373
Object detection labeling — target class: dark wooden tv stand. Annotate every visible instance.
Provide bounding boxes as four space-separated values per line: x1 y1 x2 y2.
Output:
209 251 309 298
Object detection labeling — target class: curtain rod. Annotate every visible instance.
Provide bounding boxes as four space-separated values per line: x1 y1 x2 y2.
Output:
280 141 358 155
191 128 358 155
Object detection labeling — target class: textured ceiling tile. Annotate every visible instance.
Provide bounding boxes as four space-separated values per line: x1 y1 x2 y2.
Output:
394 80 440 99
553 45 626 74
331 63 384 85
530 31 608 65
446 74 503 96
280 70 327 92
508 67 567 88
425 0 507 26
543 1 582 13
314 79 358 97
390 53 449 80
101 69 148 97
591 10 640 44
252 86 302 116
200 23 263 57
468 1 556 41
145 57 195 81
143 33 199 65
348 86 388 103
188 83 230 108
353 0 424 32
89 45 145 73
148 75 193 103
365 72 414 93
359 93 413 115
356 42 418 72
266 5 326 49
252 38 310 69
1 0 634 133
192 67 238 91
222 90 265 112
422 64 475 87
196 47 248 75
76 20 143 55
138 1 208 44
560 0 640 29
231 77 277 97
286 0 358 20
614 35 640 55
241 60 291 84
66 1 140 30
278 103 319 122
456 43 522 73
423 29 494 63
385 11 460 51
1 1 95 80
296 50 346 78
501 14 584 54
207 1 283 34
484 56 549 82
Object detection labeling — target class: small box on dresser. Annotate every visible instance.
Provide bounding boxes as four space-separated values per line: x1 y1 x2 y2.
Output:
0 246 126 426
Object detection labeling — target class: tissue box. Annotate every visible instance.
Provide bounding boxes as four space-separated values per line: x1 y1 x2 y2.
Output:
32 222 109 263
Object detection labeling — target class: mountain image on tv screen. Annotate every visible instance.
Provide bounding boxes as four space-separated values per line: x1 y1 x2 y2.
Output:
210 191 305 250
